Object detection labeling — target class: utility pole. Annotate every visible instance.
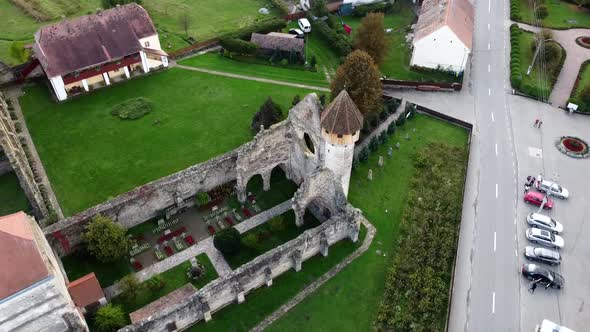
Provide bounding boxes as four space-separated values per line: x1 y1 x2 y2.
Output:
527 36 552 76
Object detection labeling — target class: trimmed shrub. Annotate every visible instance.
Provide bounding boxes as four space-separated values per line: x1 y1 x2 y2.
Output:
213 228 242 256
311 18 352 56
379 131 389 144
195 192 211 206
537 5 549 19
369 136 379 152
84 214 128 263
110 97 153 120
242 233 260 250
359 146 370 162
146 274 165 292
352 157 360 170
387 121 396 135
220 38 258 55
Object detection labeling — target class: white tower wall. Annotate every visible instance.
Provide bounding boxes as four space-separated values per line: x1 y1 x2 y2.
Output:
324 141 355 196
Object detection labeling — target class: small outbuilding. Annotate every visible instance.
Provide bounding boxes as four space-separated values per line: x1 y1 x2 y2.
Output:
250 32 304 60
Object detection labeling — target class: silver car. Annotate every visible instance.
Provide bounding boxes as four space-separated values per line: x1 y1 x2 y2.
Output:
535 179 569 199
527 213 563 234
526 228 564 249
524 246 561 265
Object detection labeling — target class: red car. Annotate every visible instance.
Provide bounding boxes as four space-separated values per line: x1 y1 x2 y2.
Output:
524 191 554 209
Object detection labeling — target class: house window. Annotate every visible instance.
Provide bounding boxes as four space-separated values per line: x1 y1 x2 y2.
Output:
144 41 150 47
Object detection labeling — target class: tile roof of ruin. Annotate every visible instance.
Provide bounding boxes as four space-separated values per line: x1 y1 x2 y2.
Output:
33 3 157 78
321 90 363 136
414 0 474 50
130 283 196 323
250 33 304 54
0 212 49 300
67 273 104 308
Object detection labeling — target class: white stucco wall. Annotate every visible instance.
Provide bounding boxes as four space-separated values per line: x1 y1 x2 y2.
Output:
323 140 355 197
49 76 67 101
139 34 162 51
410 26 470 73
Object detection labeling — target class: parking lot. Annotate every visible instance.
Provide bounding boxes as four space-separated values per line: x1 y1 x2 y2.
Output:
511 97 590 331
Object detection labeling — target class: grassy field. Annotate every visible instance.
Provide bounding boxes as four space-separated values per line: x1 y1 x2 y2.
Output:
514 0 590 29
179 53 330 87
516 29 561 100
0 172 31 215
20 68 312 216
267 114 469 331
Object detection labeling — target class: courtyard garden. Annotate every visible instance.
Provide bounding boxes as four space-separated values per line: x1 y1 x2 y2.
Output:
511 0 590 29
567 59 590 112
510 24 566 100
20 68 313 216
0 171 31 215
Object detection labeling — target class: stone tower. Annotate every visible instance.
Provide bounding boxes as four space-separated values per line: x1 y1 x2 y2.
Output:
320 90 363 196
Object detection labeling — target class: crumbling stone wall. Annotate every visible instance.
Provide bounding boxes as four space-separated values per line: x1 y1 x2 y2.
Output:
118 204 362 332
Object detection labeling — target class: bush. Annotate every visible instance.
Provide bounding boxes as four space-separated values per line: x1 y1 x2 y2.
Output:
379 131 389 144
195 192 211 206
220 38 258 55
84 214 128 263
352 2 393 17
242 233 259 250
95 304 126 332
537 5 549 19
267 0 288 15
369 136 379 152
359 146 370 162
213 228 242 256
251 97 283 133
352 157 360 170
310 55 317 68
224 18 286 40
146 274 165 292
268 215 287 233
110 97 153 120
120 274 143 302
10 41 30 63
311 19 352 56
387 121 396 135
312 0 329 17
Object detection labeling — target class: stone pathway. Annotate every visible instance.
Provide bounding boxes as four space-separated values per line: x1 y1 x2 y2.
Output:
104 199 292 299
4 87 64 219
250 217 377 332
515 22 590 107
175 64 330 92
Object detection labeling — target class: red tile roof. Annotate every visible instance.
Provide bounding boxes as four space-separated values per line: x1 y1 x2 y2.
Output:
0 212 49 300
414 0 474 50
33 3 157 77
67 273 105 308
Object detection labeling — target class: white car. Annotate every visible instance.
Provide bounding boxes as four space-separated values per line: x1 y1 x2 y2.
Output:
526 228 564 249
535 179 569 199
527 213 563 234
298 18 311 33
536 319 575 332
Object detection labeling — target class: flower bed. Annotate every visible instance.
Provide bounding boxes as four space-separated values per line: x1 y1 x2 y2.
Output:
556 136 590 158
576 36 590 49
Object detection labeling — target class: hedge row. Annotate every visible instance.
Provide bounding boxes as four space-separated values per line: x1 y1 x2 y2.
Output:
374 142 467 331
567 60 590 112
219 38 258 55
267 0 288 15
223 18 287 40
351 2 397 17
311 18 352 56
510 0 522 21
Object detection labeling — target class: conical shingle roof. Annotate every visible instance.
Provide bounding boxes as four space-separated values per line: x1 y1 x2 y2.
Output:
321 90 363 136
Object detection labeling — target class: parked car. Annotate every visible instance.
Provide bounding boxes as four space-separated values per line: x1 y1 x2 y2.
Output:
289 28 304 38
535 319 575 332
522 264 564 289
298 18 311 33
526 228 564 249
527 212 563 233
524 246 561 265
535 179 569 199
524 191 554 209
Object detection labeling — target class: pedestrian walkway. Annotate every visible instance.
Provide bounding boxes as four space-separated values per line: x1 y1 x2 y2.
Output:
175 64 330 92
250 217 376 332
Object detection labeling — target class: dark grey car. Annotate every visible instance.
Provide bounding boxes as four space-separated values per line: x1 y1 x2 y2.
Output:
524 246 561 265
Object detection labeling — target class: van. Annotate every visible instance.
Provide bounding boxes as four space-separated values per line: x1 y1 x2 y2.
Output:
536 319 575 332
298 18 311 33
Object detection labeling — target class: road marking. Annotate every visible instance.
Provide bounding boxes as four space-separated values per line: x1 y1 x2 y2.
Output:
494 232 497 252
492 292 496 314
515 248 518 257
488 43 491 50
488 64 491 72
488 0 491 13
495 143 498 156
488 88 491 96
514 218 517 225
496 184 498 198
491 112 495 122
515 233 517 241
488 23 490 30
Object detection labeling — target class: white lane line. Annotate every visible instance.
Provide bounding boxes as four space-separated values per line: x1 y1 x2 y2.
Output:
492 292 496 314
494 232 497 252
515 248 518 257
514 218 517 225
488 43 491 50
496 183 498 198
488 23 490 30
495 143 498 156
515 233 517 241
488 64 491 72
491 112 495 122
488 88 491 96
488 0 491 13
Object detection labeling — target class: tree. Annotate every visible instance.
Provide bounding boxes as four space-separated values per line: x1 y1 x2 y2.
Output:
83 214 128 263
213 228 242 255
120 274 143 302
94 304 126 332
312 0 329 17
195 192 211 206
537 5 549 19
179 13 191 36
10 41 30 63
310 55 317 68
146 274 165 292
242 233 259 250
574 0 590 7
331 50 382 114
251 97 283 133
354 12 390 65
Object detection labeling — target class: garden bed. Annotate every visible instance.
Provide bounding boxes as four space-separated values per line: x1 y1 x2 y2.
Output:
510 0 590 29
567 59 590 112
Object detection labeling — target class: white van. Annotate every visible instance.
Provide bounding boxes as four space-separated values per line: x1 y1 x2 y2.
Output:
536 319 575 332
298 18 311 33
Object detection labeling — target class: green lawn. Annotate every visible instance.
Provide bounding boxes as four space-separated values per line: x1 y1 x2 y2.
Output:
267 114 469 331
20 68 312 216
187 227 366 332
567 60 590 111
62 252 132 287
0 172 31 215
110 254 217 324
514 0 590 29
223 210 321 269
179 53 330 87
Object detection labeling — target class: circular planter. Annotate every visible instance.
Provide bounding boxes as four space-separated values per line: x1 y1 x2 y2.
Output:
576 36 590 49
555 136 590 158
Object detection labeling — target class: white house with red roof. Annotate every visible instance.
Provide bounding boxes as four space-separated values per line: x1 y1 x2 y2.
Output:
410 0 474 73
32 3 168 101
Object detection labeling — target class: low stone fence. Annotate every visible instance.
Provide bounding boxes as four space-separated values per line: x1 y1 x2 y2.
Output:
119 205 361 332
354 98 406 157
381 79 462 92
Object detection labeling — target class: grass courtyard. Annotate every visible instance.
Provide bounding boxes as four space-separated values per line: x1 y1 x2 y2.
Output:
512 0 590 29
20 68 312 216
568 61 590 112
0 172 31 215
